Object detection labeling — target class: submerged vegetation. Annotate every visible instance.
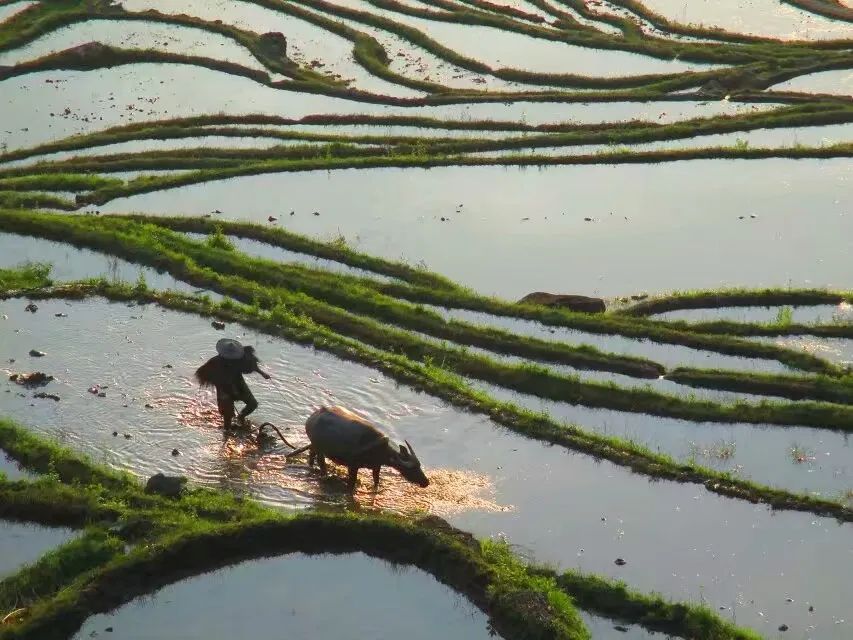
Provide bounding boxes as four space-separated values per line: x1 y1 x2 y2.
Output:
1 0 851 637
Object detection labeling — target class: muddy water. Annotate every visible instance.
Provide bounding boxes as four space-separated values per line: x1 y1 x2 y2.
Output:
90 159 853 300
0 521 76 578
71 552 498 640
0 232 213 297
1 297 851 637
656 303 853 325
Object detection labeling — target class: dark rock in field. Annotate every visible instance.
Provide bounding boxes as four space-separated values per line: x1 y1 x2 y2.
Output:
614 558 626 566
313 211 320 216
172 448 180 456
9 372 53 387
112 431 118 437
59 41 115 67
163 364 172 368
583 217 593 222
259 32 288 58
808 606 814 612
145 473 187 498
98 392 107 398
25 303 38 313
33 392 60 402
123 433 131 438
630 294 648 301
28 349 46 358
144 403 153 409
697 78 727 98
778 624 789 632
268 215 277 222
518 292 606 313
211 320 226 330
105 628 113 633
613 626 628 633
55 312 68 317
698 71 765 98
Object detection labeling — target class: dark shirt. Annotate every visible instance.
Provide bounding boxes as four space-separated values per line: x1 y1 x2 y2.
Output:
195 353 258 398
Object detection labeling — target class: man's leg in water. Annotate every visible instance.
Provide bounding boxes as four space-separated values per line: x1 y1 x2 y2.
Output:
216 388 236 430
237 387 258 423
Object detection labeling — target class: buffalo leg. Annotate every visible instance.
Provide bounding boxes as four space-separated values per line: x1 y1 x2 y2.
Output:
372 467 381 488
318 455 327 474
348 467 359 491
308 449 316 468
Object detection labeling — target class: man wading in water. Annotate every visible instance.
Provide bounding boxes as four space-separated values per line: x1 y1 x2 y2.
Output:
195 338 271 431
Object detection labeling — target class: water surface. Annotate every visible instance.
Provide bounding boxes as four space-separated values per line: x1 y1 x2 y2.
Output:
90 159 853 299
0 297 850 638
72 552 499 640
0 520 76 578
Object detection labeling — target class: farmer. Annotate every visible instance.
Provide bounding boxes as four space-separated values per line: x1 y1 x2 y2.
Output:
195 338 271 431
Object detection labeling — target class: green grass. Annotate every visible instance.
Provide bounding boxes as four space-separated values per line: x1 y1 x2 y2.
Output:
534 567 763 640
7 211 853 429
0 263 52 291
0 417 789 640
5 279 852 522
619 287 853 317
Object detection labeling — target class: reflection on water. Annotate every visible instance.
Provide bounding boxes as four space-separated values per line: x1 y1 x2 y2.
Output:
0 448 34 481
656 303 853 326
0 521 76 579
761 336 853 369
2 297 852 638
159 391 508 516
71 552 499 640
0 232 214 297
92 160 853 300
580 612 671 639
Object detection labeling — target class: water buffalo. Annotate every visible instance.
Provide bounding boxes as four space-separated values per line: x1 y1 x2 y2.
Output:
288 406 429 491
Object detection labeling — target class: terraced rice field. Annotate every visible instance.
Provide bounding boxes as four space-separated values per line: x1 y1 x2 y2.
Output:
0 0 851 639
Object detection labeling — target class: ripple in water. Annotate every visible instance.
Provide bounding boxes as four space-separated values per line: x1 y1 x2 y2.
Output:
152 391 509 516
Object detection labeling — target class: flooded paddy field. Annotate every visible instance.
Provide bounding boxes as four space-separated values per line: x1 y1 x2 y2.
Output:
72 552 498 640
1 0 851 638
0 521 76 579
0 296 851 638
89 159 852 299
